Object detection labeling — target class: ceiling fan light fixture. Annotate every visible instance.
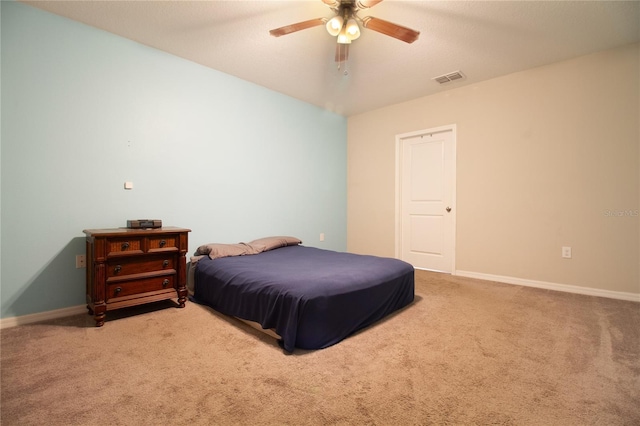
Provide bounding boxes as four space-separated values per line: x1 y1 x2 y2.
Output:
326 16 344 36
337 25 352 44
345 18 360 40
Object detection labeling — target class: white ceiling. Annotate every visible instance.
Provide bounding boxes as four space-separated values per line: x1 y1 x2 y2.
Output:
21 0 640 116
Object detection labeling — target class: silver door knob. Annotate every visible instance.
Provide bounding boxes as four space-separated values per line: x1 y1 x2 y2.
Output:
446 207 452 212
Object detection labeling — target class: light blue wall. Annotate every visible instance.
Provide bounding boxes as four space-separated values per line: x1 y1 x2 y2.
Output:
0 2 347 319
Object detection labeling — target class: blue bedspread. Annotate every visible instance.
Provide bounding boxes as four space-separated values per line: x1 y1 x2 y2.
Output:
193 245 414 352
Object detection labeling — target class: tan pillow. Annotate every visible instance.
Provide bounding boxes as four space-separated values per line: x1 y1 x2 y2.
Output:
248 236 302 252
194 243 260 259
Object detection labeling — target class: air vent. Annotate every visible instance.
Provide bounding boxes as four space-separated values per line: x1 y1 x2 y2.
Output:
433 71 465 84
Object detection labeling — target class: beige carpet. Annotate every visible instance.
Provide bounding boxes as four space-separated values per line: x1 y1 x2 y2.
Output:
1 270 639 425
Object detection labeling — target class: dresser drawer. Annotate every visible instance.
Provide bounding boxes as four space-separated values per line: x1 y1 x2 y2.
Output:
107 275 175 301
106 256 176 278
106 237 144 256
148 235 177 251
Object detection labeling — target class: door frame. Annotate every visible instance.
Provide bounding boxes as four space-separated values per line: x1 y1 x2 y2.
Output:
394 124 457 272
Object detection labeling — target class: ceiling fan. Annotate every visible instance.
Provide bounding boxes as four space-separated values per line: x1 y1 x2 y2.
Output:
269 0 420 64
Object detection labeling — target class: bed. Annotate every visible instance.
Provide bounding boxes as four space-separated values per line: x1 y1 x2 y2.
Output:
190 236 415 352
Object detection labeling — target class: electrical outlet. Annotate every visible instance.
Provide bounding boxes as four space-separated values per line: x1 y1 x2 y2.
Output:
562 247 572 259
320 233 325 242
76 255 86 268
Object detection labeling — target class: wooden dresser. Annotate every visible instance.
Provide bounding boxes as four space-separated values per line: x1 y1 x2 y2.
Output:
83 227 191 326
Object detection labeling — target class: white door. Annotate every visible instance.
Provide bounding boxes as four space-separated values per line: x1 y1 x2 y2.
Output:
396 126 456 272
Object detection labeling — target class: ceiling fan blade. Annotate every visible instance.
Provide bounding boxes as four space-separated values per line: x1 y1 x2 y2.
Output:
321 0 340 8
356 0 383 9
269 18 328 37
335 43 350 62
361 16 420 43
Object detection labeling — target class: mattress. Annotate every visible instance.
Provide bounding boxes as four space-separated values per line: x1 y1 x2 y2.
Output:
193 245 414 352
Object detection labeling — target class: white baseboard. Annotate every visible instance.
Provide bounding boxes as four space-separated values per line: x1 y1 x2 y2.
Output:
0 305 87 330
455 270 640 302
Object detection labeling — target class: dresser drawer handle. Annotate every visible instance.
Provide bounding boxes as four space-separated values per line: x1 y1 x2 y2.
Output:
114 265 122 274
121 242 130 250
114 287 122 295
162 279 170 288
159 240 166 247
162 260 169 268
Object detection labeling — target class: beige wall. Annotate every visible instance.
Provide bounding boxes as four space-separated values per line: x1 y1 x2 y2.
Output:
347 43 639 295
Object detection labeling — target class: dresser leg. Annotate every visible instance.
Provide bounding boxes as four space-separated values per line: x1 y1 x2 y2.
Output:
177 286 188 308
177 296 186 308
93 305 106 327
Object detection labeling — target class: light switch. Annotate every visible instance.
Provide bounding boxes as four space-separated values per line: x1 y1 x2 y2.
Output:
124 182 134 190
